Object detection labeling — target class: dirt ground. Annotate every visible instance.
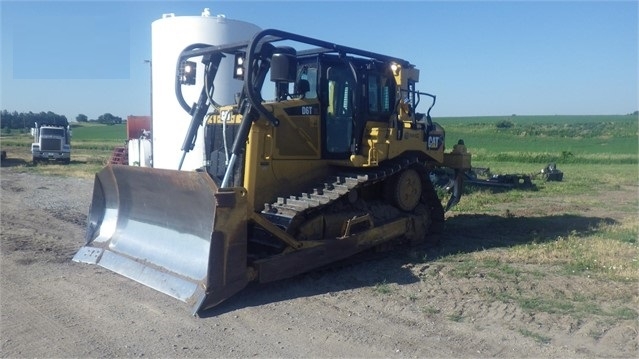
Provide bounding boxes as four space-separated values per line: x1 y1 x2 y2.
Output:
1 161 637 358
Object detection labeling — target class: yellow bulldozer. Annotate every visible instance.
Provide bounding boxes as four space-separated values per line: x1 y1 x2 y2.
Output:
73 29 471 315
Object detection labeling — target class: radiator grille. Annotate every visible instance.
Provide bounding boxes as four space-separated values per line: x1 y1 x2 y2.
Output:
41 138 62 151
207 123 239 183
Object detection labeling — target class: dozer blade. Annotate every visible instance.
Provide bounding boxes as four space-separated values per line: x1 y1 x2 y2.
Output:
73 165 249 315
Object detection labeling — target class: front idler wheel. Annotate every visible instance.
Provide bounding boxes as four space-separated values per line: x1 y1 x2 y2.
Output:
386 168 422 212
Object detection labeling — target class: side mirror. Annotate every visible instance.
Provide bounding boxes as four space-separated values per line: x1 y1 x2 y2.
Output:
296 79 310 97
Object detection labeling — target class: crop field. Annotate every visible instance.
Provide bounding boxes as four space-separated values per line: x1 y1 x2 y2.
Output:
439 115 637 164
69 122 127 140
2 122 126 151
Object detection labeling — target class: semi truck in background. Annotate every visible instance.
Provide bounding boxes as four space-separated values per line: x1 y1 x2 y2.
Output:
31 120 72 164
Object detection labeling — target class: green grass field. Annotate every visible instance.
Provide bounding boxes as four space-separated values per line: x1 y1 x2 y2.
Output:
1 122 127 150
438 115 638 165
70 122 126 141
70 122 127 150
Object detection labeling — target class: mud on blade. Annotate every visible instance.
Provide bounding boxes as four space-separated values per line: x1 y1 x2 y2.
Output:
73 165 249 315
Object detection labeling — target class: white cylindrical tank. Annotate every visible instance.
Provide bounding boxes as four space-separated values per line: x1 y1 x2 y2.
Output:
128 139 152 167
151 11 260 170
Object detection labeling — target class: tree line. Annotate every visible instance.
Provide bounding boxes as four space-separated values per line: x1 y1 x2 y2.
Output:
1 110 68 130
1 110 123 130
76 113 123 125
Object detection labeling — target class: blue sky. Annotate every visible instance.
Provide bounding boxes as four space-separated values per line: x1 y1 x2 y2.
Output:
1 0 637 121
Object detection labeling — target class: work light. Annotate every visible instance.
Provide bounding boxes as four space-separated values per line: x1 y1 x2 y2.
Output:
234 52 246 80
179 60 197 85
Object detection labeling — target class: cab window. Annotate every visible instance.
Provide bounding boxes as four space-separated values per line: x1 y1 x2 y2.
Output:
367 74 394 116
298 66 318 99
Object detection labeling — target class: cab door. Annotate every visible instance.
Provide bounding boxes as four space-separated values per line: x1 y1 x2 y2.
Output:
323 64 355 159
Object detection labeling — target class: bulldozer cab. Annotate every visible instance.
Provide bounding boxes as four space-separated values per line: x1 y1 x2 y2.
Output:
261 54 396 161
175 30 423 178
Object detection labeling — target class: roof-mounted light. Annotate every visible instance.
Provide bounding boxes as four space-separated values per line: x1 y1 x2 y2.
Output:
178 60 197 85
233 52 246 80
390 62 401 75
